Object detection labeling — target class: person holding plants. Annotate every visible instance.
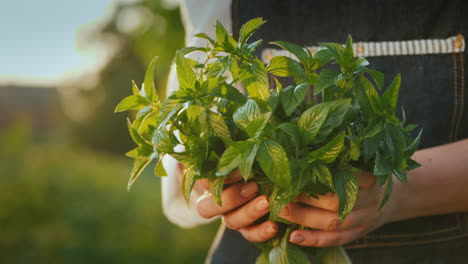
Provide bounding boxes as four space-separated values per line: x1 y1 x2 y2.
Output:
154 0 468 263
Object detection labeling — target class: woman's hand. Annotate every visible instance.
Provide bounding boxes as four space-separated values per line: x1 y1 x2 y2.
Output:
280 171 398 247
195 170 279 242
235 171 400 246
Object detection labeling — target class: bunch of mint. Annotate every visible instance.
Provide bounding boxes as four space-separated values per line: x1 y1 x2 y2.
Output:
115 18 421 264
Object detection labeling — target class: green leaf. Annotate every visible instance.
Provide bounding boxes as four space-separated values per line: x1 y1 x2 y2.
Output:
310 162 335 191
257 140 291 188
269 188 293 221
155 158 167 177
393 169 407 183
313 99 352 143
208 112 231 140
181 165 197 204
216 20 236 51
210 176 226 206
239 17 265 45
280 83 308 116
114 95 150 112
306 131 346 164
297 103 330 144
378 174 393 209
315 69 339 95
179 46 208 55
175 51 196 89
314 49 333 67
127 156 152 191
233 99 261 130
239 144 259 180
382 74 401 113
362 68 384 90
246 112 272 138
357 76 382 113
270 41 308 65
143 56 158 101
212 83 247 105
216 145 242 176
373 151 392 176
239 59 270 100
277 122 301 147
405 129 422 157
194 32 215 45
321 246 352 264
266 56 305 78
127 118 152 149
334 170 359 221
152 127 174 154
269 230 311 264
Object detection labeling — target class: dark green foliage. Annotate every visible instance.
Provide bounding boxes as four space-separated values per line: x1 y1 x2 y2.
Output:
117 18 421 263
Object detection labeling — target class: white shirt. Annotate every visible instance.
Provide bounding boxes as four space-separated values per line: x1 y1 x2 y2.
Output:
161 0 232 228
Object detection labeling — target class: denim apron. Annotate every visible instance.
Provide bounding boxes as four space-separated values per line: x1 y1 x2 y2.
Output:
208 0 468 263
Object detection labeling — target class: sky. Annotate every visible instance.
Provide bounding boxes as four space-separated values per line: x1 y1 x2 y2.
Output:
0 0 115 86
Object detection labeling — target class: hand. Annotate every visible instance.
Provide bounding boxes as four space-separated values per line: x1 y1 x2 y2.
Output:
278 171 397 247
195 170 279 242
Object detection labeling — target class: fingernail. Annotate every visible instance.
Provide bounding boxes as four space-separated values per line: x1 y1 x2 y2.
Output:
290 234 304 244
266 224 278 234
240 182 258 198
255 198 269 211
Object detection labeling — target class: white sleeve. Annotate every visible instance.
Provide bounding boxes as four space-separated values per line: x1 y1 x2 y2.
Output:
161 0 232 228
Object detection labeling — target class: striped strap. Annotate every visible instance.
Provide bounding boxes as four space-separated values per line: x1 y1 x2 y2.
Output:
262 34 465 63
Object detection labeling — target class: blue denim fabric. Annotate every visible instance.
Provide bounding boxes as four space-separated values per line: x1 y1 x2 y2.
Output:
209 0 468 262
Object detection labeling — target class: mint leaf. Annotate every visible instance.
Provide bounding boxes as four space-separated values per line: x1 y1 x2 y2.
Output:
361 68 384 90
194 32 215 45
115 95 150 112
239 17 265 45
334 170 359 221
310 162 335 191
378 174 393 209
239 144 259 180
269 229 311 264
315 69 339 95
155 158 167 177
216 20 236 51
306 131 346 164
208 111 231 140
313 99 352 143
210 176 226 206
143 56 158 101
127 156 152 191
217 145 242 176
382 74 401 113
181 165 197 204
266 56 305 78
281 83 309 116
233 99 261 129
321 246 352 264
176 51 196 90
257 140 291 188
239 59 270 100
297 103 330 144
357 76 382 114
270 41 308 65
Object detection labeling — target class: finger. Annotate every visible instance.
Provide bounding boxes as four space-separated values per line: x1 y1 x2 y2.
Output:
289 227 365 247
198 170 243 190
239 221 279 243
296 192 339 211
279 203 369 231
196 182 258 219
223 195 270 230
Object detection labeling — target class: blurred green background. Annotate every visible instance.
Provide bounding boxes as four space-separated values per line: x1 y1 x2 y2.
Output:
0 0 219 263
